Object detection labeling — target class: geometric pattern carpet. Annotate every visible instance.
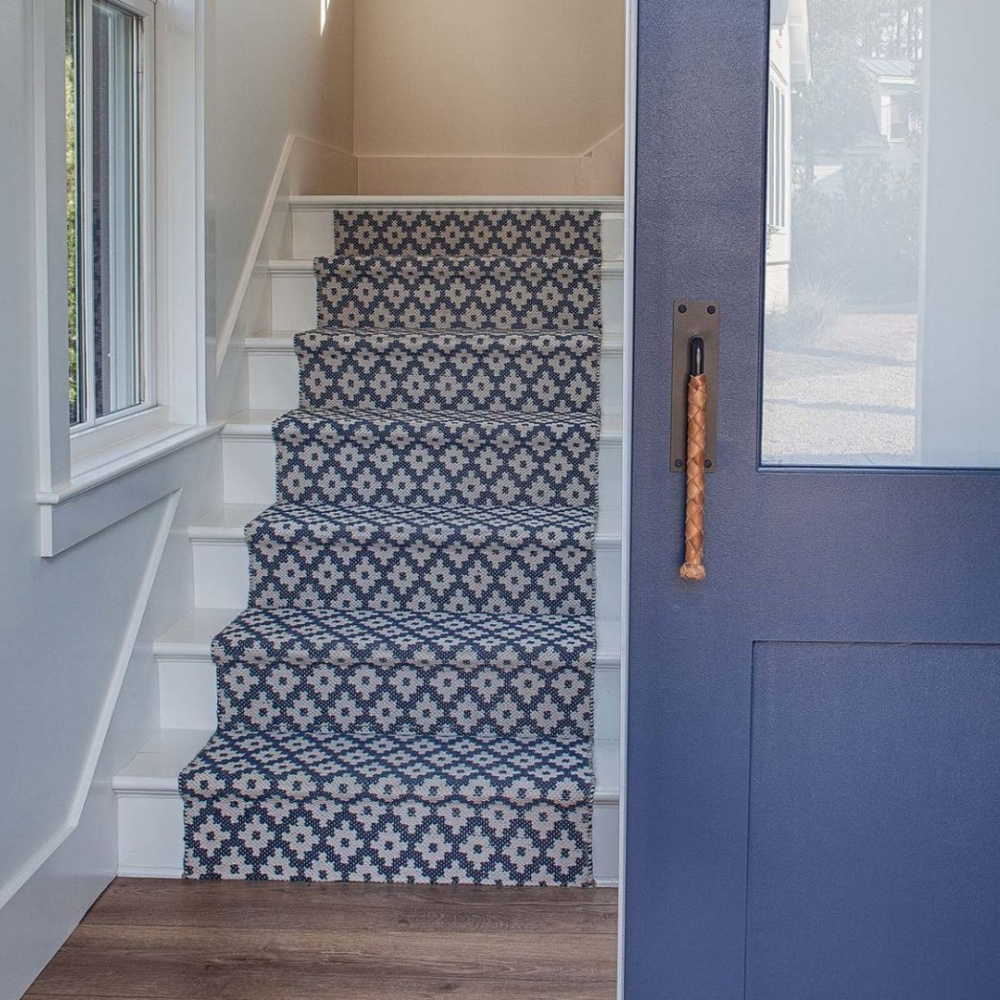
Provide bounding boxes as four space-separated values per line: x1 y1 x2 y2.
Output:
180 208 602 885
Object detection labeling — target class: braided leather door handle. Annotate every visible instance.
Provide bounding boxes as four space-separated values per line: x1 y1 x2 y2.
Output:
680 338 707 581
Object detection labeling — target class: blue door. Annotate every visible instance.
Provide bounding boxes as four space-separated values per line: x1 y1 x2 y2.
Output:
625 0 1000 996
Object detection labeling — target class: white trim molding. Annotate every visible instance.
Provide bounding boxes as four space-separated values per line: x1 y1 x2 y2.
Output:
213 133 357 374
617 0 637 995
33 0 208 552
0 489 181 915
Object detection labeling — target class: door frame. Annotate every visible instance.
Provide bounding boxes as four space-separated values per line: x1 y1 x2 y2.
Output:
616 0 638 995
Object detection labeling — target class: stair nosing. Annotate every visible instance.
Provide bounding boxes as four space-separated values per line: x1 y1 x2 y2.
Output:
269 258 624 276
114 730 621 802
288 194 625 211
153 608 622 666
190 503 622 546
245 332 625 356
222 410 624 444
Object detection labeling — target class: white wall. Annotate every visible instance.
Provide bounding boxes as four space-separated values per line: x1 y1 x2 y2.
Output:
0 7 222 997
0 1 360 995
204 0 355 397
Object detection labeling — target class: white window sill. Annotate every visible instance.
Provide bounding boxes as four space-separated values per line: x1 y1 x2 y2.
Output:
69 405 173 469
38 421 222 557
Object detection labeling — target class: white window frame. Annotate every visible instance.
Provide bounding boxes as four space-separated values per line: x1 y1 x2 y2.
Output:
34 0 209 554
766 76 789 232
69 0 163 463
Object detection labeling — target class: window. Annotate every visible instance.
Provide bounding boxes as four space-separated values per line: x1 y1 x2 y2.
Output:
766 78 788 231
66 0 155 432
888 95 910 141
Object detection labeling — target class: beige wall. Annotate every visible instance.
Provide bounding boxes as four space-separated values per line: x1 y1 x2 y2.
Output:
353 0 625 161
357 128 624 196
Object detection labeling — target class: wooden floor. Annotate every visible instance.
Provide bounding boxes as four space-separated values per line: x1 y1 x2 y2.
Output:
26 879 618 999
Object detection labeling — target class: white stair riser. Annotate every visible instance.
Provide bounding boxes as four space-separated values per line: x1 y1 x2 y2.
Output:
116 792 619 885
223 433 623 515
158 653 621 742
291 208 626 265
158 659 219 731
271 267 625 339
247 343 625 417
117 792 189 879
191 534 623 623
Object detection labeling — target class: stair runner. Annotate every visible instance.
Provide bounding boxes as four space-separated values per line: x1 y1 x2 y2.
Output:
181 209 603 885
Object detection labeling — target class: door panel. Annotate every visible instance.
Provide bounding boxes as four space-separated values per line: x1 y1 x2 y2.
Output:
626 0 1000 995
747 642 1000 1000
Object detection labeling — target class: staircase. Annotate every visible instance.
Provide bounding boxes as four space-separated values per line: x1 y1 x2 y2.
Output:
114 196 624 886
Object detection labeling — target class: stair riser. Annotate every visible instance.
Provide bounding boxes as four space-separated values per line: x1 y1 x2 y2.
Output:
247 536 595 618
274 423 599 510
184 797 593 885
117 791 619 885
224 435 623 512
292 208 625 264
158 655 621 742
192 536 622 622
271 267 624 338
248 343 624 416
316 256 601 334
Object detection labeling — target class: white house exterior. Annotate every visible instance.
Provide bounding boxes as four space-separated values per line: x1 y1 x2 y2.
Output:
766 0 811 312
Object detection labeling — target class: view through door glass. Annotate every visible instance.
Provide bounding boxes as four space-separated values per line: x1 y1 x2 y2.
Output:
763 0 998 468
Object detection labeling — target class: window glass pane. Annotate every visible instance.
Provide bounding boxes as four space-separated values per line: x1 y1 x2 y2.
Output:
67 2 82 426
91 0 143 418
763 1 998 468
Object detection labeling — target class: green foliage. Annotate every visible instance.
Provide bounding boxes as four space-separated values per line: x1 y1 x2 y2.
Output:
793 0 923 174
787 0 923 308
767 274 843 349
792 159 920 305
66 3 80 423
793 29 873 170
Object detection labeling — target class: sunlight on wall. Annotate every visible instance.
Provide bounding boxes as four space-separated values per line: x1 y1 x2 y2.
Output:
321 0 332 33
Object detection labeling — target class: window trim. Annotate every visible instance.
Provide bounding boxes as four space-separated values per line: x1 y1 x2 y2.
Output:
34 0 208 551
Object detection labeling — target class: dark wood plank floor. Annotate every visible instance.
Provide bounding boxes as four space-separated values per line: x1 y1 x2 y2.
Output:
26 879 618 999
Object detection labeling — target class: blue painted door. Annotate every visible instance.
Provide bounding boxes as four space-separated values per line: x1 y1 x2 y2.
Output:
625 1 1000 997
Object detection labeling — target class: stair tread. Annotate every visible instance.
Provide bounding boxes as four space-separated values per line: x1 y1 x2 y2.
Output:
155 608 622 662
116 729 620 799
275 405 601 436
289 195 625 209
269 257 624 274
214 607 595 672
224 408 623 439
247 330 625 352
191 502 622 540
247 500 596 546
182 728 593 805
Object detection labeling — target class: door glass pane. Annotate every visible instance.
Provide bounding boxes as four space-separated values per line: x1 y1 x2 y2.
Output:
763 0 998 468
91 0 144 418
